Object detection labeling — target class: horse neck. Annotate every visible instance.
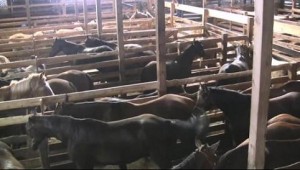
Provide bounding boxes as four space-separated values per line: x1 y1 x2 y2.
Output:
210 88 251 116
0 86 11 101
39 117 73 141
63 42 84 54
175 46 197 67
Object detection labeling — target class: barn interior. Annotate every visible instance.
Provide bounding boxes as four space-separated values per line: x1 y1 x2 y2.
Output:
0 0 300 169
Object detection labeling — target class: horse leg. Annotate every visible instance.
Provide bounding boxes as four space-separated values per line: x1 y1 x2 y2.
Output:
38 138 50 169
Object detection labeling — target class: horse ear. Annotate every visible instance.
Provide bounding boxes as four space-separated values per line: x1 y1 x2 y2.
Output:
208 141 220 154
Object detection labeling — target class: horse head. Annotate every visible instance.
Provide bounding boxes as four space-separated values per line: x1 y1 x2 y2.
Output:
26 116 49 150
236 44 253 69
196 83 214 110
195 140 220 169
192 40 206 59
49 38 65 57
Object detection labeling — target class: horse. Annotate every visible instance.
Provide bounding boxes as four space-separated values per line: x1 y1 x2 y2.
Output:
84 36 156 57
196 85 300 155
49 38 114 57
26 114 209 169
216 44 253 86
243 80 300 98
54 94 198 121
172 141 219 169
140 40 206 94
46 70 94 92
215 138 300 169
49 38 115 72
0 141 24 169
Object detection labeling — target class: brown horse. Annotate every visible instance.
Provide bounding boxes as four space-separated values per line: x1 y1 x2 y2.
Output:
47 70 94 92
0 141 24 169
55 94 198 121
242 80 300 98
26 114 209 169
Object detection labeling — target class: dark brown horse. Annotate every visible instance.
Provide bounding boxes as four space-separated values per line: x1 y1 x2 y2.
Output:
55 94 198 121
196 85 300 155
47 70 94 92
26 114 209 169
243 80 300 98
0 141 24 169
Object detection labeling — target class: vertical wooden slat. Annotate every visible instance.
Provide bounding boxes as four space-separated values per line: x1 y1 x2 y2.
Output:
170 0 175 27
96 0 102 36
115 0 125 83
247 17 254 43
83 0 88 34
247 0 274 169
75 0 79 20
155 0 167 96
221 33 228 65
25 0 31 28
62 0 66 16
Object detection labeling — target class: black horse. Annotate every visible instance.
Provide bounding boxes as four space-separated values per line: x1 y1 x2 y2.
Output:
26 114 209 169
140 40 206 94
197 85 300 155
84 36 156 57
217 44 253 86
49 38 116 73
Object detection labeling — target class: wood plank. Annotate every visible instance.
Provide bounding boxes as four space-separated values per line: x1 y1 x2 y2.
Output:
248 0 274 169
96 0 103 36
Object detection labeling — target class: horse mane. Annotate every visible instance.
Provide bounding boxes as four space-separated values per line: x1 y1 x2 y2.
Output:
209 87 251 104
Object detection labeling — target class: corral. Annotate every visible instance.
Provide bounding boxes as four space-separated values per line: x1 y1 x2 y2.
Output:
0 0 299 169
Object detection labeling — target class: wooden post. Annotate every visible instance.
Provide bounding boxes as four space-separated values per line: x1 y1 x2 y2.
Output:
170 0 175 27
247 17 254 43
62 0 66 16
155 0 167 96
25 0 31 28
292 0 296 16
75 0 79 20
83 0 88 34
96 0 102 36
115 0 125 83
248 0 274 169
221 34 228 65
288 62 298 80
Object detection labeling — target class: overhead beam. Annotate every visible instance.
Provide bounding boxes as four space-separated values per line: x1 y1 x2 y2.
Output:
248 0 274 169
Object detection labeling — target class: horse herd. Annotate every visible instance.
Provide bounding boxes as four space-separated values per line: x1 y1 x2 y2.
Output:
1 37 299 169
